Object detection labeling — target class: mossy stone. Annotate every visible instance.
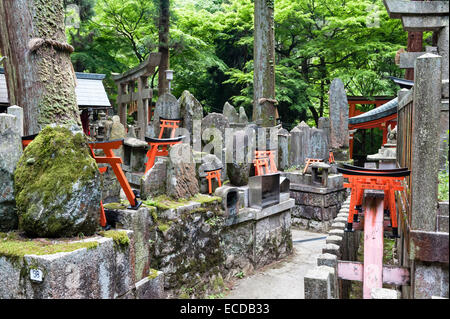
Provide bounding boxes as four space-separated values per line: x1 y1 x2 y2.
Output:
14 125 102 238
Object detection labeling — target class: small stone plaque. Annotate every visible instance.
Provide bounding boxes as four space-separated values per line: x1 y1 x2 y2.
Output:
30 268 43 282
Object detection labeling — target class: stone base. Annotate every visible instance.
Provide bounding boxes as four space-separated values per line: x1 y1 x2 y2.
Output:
286 174 347 232
0 232 136 299
120 271 165 299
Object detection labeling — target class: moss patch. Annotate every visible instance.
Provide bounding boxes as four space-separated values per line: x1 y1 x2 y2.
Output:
190 194 222 205
157 222 172 232
0 238 98 261
99 230 130 247
143 195 188 210
14 125 99 237
148 268 159 280
143 194 221 211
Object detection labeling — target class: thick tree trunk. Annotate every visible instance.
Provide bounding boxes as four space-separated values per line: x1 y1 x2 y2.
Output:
253 0 276 127
157 0 170 96
0 0 80 135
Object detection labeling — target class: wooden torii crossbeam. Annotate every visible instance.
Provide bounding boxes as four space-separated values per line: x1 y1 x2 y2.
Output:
336 165 411 298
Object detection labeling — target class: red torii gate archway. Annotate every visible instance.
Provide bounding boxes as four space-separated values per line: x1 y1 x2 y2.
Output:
347 96 397 159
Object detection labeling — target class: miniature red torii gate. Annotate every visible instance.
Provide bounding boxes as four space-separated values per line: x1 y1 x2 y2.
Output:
347 97 397 159
336 165 411 299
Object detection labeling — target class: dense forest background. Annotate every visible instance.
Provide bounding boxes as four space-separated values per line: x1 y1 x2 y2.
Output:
63 0 413 130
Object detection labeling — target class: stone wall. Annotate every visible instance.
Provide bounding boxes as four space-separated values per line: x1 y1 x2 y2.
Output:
0 231 163 299
283 171 347 232
106 194 293 298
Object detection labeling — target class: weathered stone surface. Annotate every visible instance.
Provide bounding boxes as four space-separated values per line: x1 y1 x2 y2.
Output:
329 78 349 149
223 102 239 124
0 233 135 299
371 288 401 299
289 121 328 167
110 115 126 140
239 107 249 124
140 157 168 199
326 235 343 246
167 143 199 199
179 90 203 146
289 121 310 166
411 53 442 231
226 129 252 186
110 206 155 282
322 243 341 258
318 117 331 146
134 272 165 299
150 93 180 138
7 105 23 136
201 113 230 147
414 262 449 299
254 210 292 268
278 127 290 171
0 115 22 232
147 200 225 296
110 115 126 157
309 128 328 159
14 125 102 238
304 265 335 299
317 253 337 268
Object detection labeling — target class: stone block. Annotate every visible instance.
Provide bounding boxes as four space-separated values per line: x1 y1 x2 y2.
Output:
134 271 165 299
438 216 449 233
322 243 341 258
304 266 335 299
6 105 23 136
326 235 343 246
329 78 349 149
317 253 337 268
140 157 168 199
331 222 346 230
328 228 344 236
112 207 154 282
371 288 401 299
0 233 134 299
411 53 442 231
438 202 449 216
414 262 449 299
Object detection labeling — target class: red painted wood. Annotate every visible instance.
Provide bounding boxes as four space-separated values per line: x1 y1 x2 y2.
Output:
337 261 410 286
363 196 385 299
337 261 363 281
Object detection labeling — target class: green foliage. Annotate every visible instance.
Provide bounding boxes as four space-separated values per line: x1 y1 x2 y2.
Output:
65 0 408 127
438 163 449 202
100 230 130 247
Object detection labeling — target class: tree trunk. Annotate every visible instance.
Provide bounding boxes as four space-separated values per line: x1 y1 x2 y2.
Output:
157 0 170 96
253 0 276 127
0 0 80 136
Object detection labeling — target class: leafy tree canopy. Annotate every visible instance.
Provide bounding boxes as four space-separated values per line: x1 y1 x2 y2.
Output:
65 0 408 128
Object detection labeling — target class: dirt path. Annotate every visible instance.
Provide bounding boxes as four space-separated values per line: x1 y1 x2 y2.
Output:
224 229 326 299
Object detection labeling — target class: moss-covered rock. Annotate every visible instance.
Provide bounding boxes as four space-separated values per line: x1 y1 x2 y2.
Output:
14 125 102 238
